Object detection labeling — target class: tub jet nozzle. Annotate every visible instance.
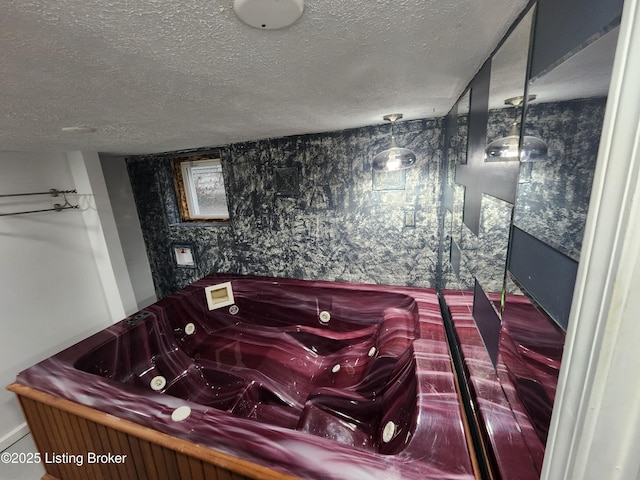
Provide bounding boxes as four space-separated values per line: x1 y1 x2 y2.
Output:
319 311 331 324
171 406 191 422
382 421 396 443
150 376 166 391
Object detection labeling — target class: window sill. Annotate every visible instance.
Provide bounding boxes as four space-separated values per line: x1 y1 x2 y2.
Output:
169 220 230 228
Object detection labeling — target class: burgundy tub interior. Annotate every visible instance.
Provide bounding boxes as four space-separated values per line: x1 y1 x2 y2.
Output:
74 283 421 445
15 274 476 480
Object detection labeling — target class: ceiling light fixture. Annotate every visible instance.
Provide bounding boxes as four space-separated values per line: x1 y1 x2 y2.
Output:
233 0 304 30
372 114 417 172
485 96 547 162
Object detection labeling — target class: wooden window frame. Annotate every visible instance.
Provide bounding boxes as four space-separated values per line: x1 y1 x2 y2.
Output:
171 153 229 223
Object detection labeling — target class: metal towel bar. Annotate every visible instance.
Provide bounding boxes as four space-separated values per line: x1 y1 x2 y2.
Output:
0 189 79 217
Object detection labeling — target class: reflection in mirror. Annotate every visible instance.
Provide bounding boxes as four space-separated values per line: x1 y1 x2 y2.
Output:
472 7 534 312
499 275 565 445
486 95 549 162
515 26 620 260
451 90 470 280
440 5 622 478
441 91 473 291
451 184 466 276
475 194 512 305
456 211 478 289
485 9 535 163
441 106 457 287
445 107 457 186
456 90 470 166
499 20 620 476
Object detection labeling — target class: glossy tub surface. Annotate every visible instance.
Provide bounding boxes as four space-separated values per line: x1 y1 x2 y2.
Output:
443 289 565 479
15 274 475 479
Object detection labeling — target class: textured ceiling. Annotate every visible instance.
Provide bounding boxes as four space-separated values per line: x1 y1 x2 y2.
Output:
2 0 529 155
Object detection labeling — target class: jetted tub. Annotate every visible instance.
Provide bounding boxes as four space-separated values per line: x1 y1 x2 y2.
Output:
10 274 476 480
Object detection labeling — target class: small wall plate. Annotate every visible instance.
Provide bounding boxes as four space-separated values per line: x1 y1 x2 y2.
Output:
172 244 197 268
372 169 406 191
275 167 300 197
404 210 416 228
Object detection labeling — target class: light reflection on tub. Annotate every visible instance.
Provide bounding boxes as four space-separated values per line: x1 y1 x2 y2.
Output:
16 274 475 479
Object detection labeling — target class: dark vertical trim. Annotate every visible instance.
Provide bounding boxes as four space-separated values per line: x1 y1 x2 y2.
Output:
467 61 491 174
472 280 502 368
455 61 490 234
451 239 461 278
437 109 456 288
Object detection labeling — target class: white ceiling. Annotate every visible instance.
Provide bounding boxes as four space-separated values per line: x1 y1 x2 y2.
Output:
1 0 529 155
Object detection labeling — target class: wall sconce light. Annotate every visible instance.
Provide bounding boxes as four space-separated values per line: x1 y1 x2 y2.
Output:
372 114 417 172
485 96 547 162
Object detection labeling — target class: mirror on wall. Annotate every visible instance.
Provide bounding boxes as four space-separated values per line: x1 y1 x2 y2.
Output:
455 90 471 167
441 90 474 290
515 26 620 261
471 6 535 309
489 14 622 469
506 24 620 331
437 1 623 474
451 90 470 280
442 105 457 288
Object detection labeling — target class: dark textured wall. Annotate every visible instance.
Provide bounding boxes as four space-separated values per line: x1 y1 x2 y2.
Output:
515 97 607 260
441 106 516 293
441 98 605 294
127 119 443 299
442 186 512 293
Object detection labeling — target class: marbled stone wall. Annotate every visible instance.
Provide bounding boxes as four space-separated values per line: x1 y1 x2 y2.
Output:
516 97 607 260
441 189 512 293
441 106 514 293
127 119 443 299
441 183 475 291
440 97 605 293
470 194 513 293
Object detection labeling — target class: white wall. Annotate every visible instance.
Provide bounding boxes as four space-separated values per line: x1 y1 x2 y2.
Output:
0 151 135 450
100 154 156 309
67 151 139 319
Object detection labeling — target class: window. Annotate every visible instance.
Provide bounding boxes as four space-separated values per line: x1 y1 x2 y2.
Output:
172 154 229 222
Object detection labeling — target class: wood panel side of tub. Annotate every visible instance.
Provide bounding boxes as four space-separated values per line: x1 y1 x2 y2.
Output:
7 383 297 480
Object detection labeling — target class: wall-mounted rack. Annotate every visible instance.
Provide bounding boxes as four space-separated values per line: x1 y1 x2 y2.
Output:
0 189 79 217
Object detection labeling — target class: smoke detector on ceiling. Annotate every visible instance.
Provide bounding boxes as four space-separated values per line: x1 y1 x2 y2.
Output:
233 0 304 30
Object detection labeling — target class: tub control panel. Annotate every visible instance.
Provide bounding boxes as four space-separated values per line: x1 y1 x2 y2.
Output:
126 310 151 326
204 282 235 311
